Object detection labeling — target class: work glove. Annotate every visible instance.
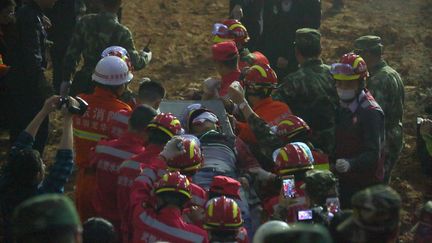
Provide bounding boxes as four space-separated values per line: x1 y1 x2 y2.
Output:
335 159 351 173
160 136 186 161
202 77 221 100
142 50 152 63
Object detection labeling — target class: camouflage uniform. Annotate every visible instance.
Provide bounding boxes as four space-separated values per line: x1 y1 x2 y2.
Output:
354 36 405 182
63 11 150 95
273 28 339 154
337 185 401 242
303 170 338 203
12 194 81 237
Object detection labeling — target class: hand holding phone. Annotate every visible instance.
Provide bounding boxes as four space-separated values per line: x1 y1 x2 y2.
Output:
297 209 313 222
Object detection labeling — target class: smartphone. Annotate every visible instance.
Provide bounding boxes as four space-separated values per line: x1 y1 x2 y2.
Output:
282 175 295 198
326 197 340 214
297 209 313 221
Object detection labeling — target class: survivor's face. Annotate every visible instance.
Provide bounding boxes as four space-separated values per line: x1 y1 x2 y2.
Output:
191 121 216 135
0 5 15 24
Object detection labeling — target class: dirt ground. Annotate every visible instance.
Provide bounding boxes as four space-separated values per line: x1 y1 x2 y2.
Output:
1 0 432 241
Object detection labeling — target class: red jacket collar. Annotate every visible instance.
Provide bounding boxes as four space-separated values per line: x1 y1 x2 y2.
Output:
252 97 274 111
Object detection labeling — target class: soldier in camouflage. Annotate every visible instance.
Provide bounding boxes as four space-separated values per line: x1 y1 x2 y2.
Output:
354 35 405 183
337 185 401 243
62 0 151 96
273 28 339 154
12 194 82 243
303 170 338 207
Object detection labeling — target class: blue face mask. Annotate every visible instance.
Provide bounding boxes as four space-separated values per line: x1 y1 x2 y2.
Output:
337 88 356 102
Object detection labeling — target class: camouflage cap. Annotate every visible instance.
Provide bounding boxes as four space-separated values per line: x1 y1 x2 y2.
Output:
354 35 383 51
13 194 81 235
303 170 338 198
337 185 401 238
295 28 321 49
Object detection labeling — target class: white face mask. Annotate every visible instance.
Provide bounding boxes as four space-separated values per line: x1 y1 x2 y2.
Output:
337 88 356 102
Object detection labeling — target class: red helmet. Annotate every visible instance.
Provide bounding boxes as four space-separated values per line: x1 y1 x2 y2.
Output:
147 113 183 137
166 135 203 174
275 115 311 142
330 53 369 81
101 46 133 72
243 63 278 89
273 143 314 175
204 196 243 230
155 171 192 199
212 19 250 46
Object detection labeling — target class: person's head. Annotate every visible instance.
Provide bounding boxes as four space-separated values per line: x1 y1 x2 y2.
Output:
190 110 219 136
208 176 241 200
331 53 369 103
13 194 82 243
35 0 57 10
337 185 402 243
165 135 203 176
242 64 277 106
294 28 322 64
274 115 311 144
147 112 183 145
137 78 166 110
255 223 332 243
204 196 243 241
212 41 239 75
253 221 290 243
0 0 15 24
414 201 432 242
92 56 133 97
353 35 383 68
100 0 121 12
303 170 338 207
212 19 249 49
82 218 117 243
273 142 314 178
5 149 45 188
128 105 158 140
155 171 192 209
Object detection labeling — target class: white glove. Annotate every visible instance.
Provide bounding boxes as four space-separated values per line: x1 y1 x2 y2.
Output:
160 137 185 161
203 78 221 93
142 50 152 63
335 159 351 173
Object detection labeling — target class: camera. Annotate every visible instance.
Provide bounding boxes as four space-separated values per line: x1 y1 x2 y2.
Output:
297 209 313 222
58 96 88 116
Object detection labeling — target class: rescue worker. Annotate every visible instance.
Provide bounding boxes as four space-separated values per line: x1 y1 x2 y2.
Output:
210 41 241 98
330 53 385 208
12 194 82 243
62 0 151 96
132 171 209 243
212 19 269 70
337 185 401 243
204 196 244 243
107 78 166 139
260 142 314 223
354 35 405 183
0 96 75 243
118 112 182 243
91 105 157 232
73 55 133 221
273 28 339 154
46 0 86 93
6 0 57 154
82 217 118 243
413 201 432 243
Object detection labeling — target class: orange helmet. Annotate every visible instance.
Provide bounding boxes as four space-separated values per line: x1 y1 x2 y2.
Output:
275 115 311 142
155 171 192 199
212 19 250 46
330 53 369 81
147 113 183 137
204 196 243 231
166 135 203 174
243 63 278 94
101 46 133 72
273 143 314 175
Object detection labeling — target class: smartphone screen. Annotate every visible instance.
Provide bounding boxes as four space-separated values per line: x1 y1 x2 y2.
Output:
326 197 340 213
282 176 295 198
297 210 313 221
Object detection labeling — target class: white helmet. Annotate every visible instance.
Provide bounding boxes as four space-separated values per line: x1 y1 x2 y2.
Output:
253 220 290 243
92 55 133 86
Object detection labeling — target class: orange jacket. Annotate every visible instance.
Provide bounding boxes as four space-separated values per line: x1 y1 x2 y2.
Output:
237 97 292 145
73 87 132 167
